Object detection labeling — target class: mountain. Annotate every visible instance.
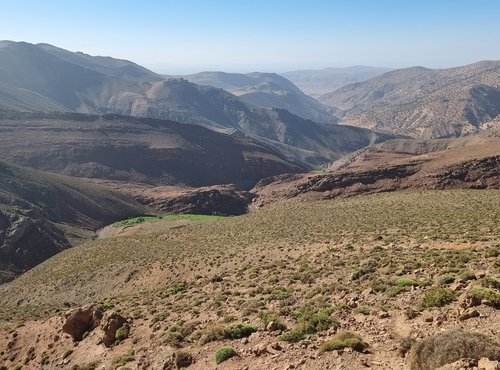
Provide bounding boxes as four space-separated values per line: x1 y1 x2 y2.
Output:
0 160 144 283
319 61 500 138
0 41 393 165
0 110 306 189
177 71 337 123
281 66 392 98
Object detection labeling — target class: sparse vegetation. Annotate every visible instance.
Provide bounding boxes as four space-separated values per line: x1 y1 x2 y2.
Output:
1 190 499 368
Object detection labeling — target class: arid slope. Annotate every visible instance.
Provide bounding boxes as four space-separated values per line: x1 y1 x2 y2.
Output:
0 190 499 369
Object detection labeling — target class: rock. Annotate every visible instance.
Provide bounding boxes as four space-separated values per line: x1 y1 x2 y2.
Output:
378 311 390 319
174 350 193 368
253 343 268 356
266 321 282 331
100 311 128 347
478 358 500 370
459 308 480 321
449 282 466 292
460 294 481 309
435 358 478 369
62 305 103 341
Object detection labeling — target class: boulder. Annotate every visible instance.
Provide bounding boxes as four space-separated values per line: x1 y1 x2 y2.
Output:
62 305 103 341
459 308 480 321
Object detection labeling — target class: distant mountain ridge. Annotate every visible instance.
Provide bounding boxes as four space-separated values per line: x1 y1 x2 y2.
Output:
319 61 500 138
178 71 336 123
281 66 392 98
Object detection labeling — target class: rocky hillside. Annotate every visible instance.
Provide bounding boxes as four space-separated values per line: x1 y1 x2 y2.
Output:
319 61 500 138
181 71 336 123
282 66 392 98
0 110 305 189
252 129 500 208
0 160 144 283
0 190 498 369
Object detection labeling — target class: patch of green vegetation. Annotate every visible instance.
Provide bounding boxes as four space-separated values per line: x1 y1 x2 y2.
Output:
109 350 134 369
214 346 237 364
115 324 130 342
201 323 257 343
393 277 419 287
71 364 98 370
420 287 456 308
223 323 258 339
113 214 226 227
438 273 456 285
468 287 500 307
280 308 339 342
320 331 366 352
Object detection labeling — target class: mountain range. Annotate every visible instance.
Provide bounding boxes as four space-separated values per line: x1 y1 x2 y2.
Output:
319 61 500 138
0 41 394 166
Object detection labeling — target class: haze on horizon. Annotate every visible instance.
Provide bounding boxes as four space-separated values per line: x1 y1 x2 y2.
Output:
2 0 500 74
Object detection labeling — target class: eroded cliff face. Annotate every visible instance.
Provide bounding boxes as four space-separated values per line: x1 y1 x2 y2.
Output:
251 156 500 208
0 208 69 283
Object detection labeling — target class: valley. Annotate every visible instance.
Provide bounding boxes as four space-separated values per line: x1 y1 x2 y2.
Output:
0 22 499 370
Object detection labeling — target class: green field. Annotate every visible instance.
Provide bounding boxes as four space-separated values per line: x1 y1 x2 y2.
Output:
113 214 227 227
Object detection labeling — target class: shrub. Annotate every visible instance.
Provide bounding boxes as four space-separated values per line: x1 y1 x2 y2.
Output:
280 309 339 342
438 274 456 285
214 346 236 364
468 287 500 307
110 350 134 368
200 323 257 344
224 323 257 339
115 324 130 342
70 364 97 370
408 330 500 370
485 247 499 258
320 332 366 352
394 277 419 287
420 287 456 308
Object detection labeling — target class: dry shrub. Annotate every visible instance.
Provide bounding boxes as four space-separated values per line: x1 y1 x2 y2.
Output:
408 330 500 370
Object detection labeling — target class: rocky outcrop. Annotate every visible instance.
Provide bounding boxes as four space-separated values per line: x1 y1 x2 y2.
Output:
62 305 103 341
252 155 500 208
106 183 254 216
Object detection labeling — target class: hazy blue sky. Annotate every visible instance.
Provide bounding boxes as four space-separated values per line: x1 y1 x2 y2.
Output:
2 0 500 74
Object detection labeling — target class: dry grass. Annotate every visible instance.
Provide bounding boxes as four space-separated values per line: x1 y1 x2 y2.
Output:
408 330 500 370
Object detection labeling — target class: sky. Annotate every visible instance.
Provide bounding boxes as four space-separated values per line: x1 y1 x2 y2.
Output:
1 0 500 74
